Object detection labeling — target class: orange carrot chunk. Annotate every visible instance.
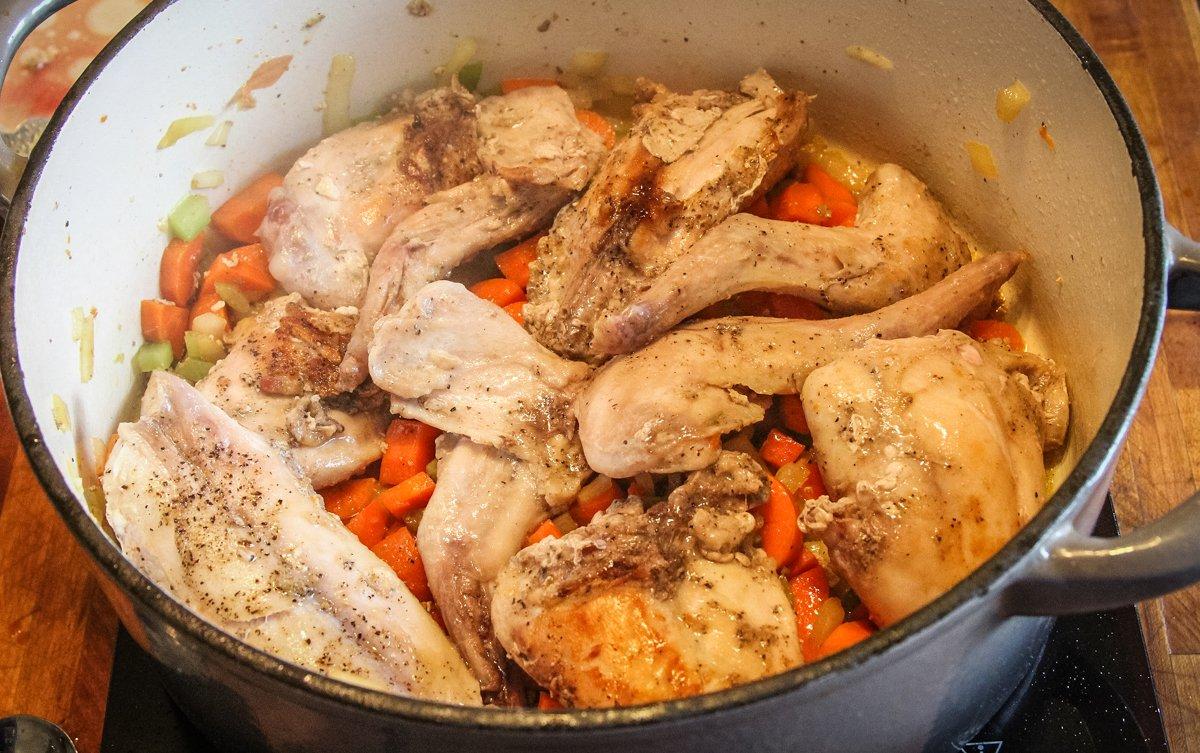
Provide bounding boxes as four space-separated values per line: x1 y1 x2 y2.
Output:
746 196 772 219
321 477 379 520
470 278 525 308
760 475 801 569
524 520 562 547
772 182 828 225
379 419 440 485
346 498 392 548
371 526 432 600
140 299 190 359
211 172 284 244
503 301 526 325
570 474 622 525
827 200 858 228
804 163 856 206
494 234 543 288
777 394 810 435
760 429 805 469
377 472 436 518
967 319 1025 351
500 77 559 94
199 243 276 302
816 619 876 659
575 109 616 150
789 565 830 642
159 232 206 307
767 293 827 320
538 692 563 710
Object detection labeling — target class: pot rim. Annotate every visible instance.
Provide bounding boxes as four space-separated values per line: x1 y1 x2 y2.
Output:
0 0 1168 732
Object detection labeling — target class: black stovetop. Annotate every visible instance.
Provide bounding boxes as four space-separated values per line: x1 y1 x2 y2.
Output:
97 503 1169 753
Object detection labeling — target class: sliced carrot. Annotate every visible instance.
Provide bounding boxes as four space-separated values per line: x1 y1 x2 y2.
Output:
494 234 543 288
537 692 563 710
816 619 875 659
791 546 819 575
778 394 810 435
804 163 856 206
377 472 436 518
371 526 431 601
827 200 858 227
190 290 229 331
767 293 827 320
524 519 562 547
570 475 621 525
500 77 559 94
771 182 828 225
746 196 772 219
789 565 830 642
760 429 805 469
575 109 616 150
760 475 801 569
795 458 827 502
210 172 284 244
140 299 189 359
199 243 276 302
159 232 206 307
379 419 440 485
346 498 392 548
503 301 526 325
730 291 774 317
321 476 379 520
470 278 525 308
967 319 1025 351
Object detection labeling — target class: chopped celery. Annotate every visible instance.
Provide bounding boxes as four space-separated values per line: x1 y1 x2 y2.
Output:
71 306 94 384
173 357 214 383
51 394 71 431
776 459 811 495
184 330 225 363
424 459 438 481
191 169 225 189
168 194 211 241
323 53 356 135
214 282 252 317
133 341 173 372
456 61 483 92
157 114 215 149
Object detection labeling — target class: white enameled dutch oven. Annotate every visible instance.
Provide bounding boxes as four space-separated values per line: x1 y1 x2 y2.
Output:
2 1 1199 751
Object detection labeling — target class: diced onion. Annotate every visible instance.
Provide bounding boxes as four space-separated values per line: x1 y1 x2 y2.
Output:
167 194 211 241
191 312 227 338
606 75 637 97
552 511 579 535
323 53 356 135
71 306 94 384
569 49 608 78
995 80 1031 123
205 120 232 147
965 140 999 179
51 394 71 431
845 45 893 70
577 474 615 504
157 114 215 149
776 459 811 495
191 170 224 189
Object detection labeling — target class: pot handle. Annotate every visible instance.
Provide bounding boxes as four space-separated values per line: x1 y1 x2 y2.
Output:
1168 223 1200 310
0 0 74 206
1002 224 1200 615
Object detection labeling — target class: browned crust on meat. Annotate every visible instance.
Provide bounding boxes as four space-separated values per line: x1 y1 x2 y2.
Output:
256 302 354 397
398 87 484 195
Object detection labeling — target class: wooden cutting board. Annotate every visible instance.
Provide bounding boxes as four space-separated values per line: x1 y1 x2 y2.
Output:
1 1 1198 751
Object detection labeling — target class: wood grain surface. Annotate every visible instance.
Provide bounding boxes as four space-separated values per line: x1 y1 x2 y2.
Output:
1 2 1198 751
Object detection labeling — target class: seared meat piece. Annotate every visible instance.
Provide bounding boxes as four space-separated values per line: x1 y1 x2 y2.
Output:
576 251 1025 477
368 281 592 691
418 436 542 695
337 86 605 388
525 70 808 362
491 452 800 707
103 372 480 703
196 295 386 489
260 86 482 309
800 331 1068 626
594 163 973 354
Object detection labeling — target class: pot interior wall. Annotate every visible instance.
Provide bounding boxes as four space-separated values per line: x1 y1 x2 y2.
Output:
13 0 1144 627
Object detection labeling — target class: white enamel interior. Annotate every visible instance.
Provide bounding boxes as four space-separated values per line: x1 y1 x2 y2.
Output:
14 1 1144 562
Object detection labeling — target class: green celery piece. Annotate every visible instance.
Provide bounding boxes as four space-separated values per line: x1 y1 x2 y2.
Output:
425 459 438 481
456 61 483 92
184 330 225 362
173 357 214 383
132 341 173 373
214 282 253 317
168 194 211 241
